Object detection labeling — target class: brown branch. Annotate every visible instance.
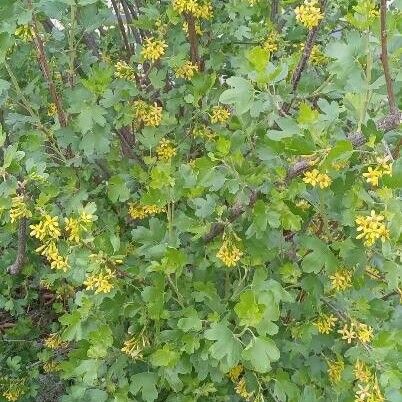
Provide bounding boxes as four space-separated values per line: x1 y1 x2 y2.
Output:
27 2 68 127
115 127 146 168
111 0 133 57
7 217 28 275
380 0 397 113
204 190 258 243
184 14 201 70
270 0 280 24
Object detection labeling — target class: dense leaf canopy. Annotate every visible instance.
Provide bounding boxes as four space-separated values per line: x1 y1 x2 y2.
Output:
0 0 401 401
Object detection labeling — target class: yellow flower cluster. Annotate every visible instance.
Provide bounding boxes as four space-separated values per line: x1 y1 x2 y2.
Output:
263 31 279 53
156 138 177 161
83 268 116 294
362 157 392 186
295 0 324 29
47 103 57 117
303 169 332 188
337 322 374 344
141 37 167 62
296 199 310 210
133 100 163 127
192 125 216 140
43 360 60 373
327 358 344 384
64 211 93 243
9 195 32 223
44 333 68 350
330 269 352 292
114 60 136 81
355 210 389 246
216 240 243 267
1 378 25 402
128 203 165 220
234 377 254 401
210 106 230 124
354 360 372 384
121 334 149 359
365 266 381 280
14 25 34 41
30 214 61 241
174 61 199 80
182 21 203 36
314 313 338 334
35 241 68 271
227 365 244 382
172 0 213 20
300 43 327 65
355 378 384 402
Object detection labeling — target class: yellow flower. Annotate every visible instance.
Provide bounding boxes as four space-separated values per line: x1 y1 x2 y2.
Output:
114 60 136 80
300 43 327 65
36 241 69 272
121 334 149 359
227 365 244 382
210 106 230 124
303 169 332 188
43 360 60 373
156 138 177 161
30 214 61 241
175 61 199 80
314 313 338 334
376 156 392 176
234 377 253 401
47 103 57 117
356 383 371 401
14 25 34 41
141 37 167 62
295 0 324 29
133 100 163 127
83 268 116 294
173 0 213 19
356 323 374 343
1 379 26 402
355 210 389 247
354 360 372 383
263 31 279 53
365 266 381 280
363 167 382 186
44 333 68 350
217 240 243 267
182 21 203 36
337 323 356 343
128 203 165 220
9 195 32 223
327 358 344 384
330 269 352 292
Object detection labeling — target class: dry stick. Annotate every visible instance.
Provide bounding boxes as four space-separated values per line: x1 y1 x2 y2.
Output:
27 2 67 127
185 14 202 70
7 218 28 275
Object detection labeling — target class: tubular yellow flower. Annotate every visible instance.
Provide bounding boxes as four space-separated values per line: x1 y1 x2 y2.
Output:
216 240 243 267
327 358 344 384
114 60 136 80
29 214 61 241
128 203 165 220
133 100 163 127
354 360 372 383
363 167 382 186
14 25 34 41
43 360 60 373
1 379 26 402
83 268 116 294
356 323 374 343
263 31 279 53
234 377 253 401
44 333 68 350
355 210 389 246
330 269 353 292
227 365 244 382
47 103 57 117
210 106 230 124
376 156 392 176
314 313 338 334
156 138 177 161
174 61 199 80
141 37 167 62
303 169 331 188
295 0 324 29
337 323 356 344
300 43 327 65
9 195 32 223
182 21 203 36
173 0 213 19
192 125 215 140
121 334 149 359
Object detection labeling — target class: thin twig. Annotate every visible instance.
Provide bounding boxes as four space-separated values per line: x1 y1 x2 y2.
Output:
7 218 28 275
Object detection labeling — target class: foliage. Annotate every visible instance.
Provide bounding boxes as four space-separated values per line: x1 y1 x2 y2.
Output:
0 0 402 401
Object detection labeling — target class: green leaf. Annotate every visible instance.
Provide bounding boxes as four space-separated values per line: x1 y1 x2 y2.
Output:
76 104 107 134
300 236 338 273
219 76 254 115
234 290 265 327
87 324 113 358
130 373 158 402
150 345 179 367
107 175 131 203
242 336 280 373
204 322 242 370
297 102 319 125
247 46 269 72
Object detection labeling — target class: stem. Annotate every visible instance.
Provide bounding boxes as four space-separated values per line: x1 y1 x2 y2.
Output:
184 13 201 70
7 218 27 275
68 3 77 87
380 0 397 112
